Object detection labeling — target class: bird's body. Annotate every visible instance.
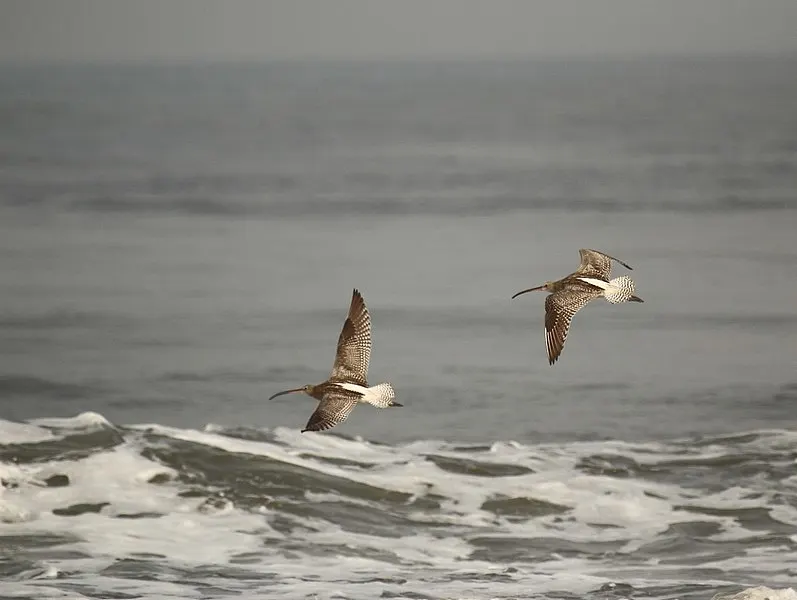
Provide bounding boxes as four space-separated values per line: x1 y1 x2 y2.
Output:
512 249 644 365
268 289 400 432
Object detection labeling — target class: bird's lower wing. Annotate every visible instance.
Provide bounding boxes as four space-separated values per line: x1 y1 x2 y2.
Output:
545 290 597 365
302 389 360 432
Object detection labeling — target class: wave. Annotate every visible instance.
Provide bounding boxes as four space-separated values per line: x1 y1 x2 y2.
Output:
0 310 131 331
1 412 796 599
5 183 797 218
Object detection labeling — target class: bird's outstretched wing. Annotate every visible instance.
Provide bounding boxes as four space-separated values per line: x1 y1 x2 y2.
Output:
329 289 372 385
544 288 600 365
575 249 633 280
302 388 360 432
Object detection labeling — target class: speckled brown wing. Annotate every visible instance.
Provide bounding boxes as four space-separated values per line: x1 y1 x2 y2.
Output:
301 388 360 433
544 288 600 365
329 289 372 385
575 249 633 280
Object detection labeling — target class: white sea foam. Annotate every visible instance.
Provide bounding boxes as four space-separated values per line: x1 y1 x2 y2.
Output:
0 418 55 444
29 411 114 431
129 422 784 547
714 588 797 600
1 437 273 568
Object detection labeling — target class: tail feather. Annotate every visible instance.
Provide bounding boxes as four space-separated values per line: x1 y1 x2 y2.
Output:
605 276 638 304
365 383 397 408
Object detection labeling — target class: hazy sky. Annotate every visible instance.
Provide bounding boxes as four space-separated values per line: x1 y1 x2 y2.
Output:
2 0 797 63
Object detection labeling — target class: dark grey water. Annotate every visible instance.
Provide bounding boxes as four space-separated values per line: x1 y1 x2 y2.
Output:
1 58 796 599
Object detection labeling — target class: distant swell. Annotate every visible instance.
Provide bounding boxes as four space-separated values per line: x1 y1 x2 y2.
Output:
0 375 94 400
62 194 797 219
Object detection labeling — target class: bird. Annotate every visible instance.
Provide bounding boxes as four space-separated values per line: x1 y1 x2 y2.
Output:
268 288 401 433
511 248 644 365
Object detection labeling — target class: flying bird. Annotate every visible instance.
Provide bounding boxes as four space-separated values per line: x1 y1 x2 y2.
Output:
269 289 400 432
511 249 644 365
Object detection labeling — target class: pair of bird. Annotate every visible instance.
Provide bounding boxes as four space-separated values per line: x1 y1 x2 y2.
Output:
269 249 644 433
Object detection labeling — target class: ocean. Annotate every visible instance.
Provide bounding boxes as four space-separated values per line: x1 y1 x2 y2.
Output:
0 57 796 599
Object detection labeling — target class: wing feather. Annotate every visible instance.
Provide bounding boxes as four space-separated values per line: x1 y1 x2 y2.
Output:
544 289 599 365
575 249 633 280
302 389 360 433
329 289 372 385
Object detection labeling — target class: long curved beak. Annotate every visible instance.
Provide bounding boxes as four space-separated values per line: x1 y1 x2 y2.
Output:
268 387 304 401
511 285 546 299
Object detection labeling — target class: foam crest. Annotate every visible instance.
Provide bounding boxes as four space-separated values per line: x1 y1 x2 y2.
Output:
0 418 55 444
30 411 114 431
714 588 797 600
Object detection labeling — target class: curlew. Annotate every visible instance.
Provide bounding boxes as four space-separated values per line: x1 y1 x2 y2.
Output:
511 248 644 365
269 288 400 432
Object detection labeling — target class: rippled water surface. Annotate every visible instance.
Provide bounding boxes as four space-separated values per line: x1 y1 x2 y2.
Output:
1 57 796 599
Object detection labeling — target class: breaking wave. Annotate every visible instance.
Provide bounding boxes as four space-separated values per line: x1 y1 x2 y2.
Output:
2 412 796 599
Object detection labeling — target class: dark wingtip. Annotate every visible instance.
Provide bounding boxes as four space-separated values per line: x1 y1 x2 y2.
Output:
588 248 633 271
615 258 633 270
350 288 366 311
